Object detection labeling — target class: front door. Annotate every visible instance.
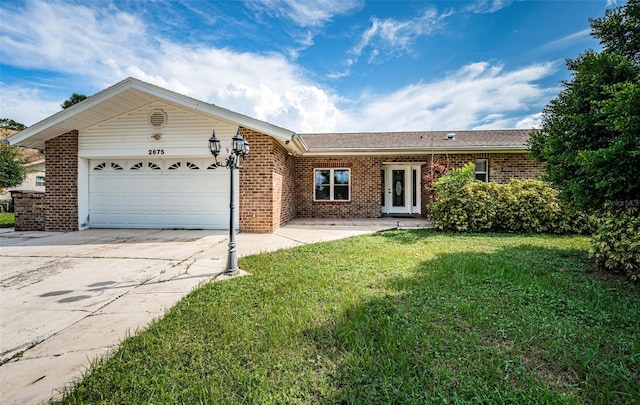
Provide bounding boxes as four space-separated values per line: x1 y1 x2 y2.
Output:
382 165 421 214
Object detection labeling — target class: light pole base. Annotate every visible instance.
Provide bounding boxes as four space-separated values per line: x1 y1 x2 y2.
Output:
223 267 240 276
215 268 250 281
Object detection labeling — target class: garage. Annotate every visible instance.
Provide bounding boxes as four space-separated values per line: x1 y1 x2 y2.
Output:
89 158 235 229
8 78 297 233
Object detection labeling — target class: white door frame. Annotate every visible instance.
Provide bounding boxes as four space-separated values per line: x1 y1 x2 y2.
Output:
382 163 422 215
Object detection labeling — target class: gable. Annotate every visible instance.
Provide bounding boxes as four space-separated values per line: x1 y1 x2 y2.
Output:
8 77 296 150
79 101 239 159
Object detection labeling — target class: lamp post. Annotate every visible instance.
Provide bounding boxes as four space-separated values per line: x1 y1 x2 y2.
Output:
208 129 250 276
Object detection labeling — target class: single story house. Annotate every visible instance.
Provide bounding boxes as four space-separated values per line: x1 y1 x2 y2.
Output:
9 77 544 233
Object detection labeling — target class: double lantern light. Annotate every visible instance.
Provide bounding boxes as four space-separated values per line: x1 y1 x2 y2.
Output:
207 129 250 276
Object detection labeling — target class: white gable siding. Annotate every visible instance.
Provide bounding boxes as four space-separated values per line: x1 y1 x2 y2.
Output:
78 101 239 159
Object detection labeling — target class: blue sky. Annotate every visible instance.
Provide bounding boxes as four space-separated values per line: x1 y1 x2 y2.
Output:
0 0 622 133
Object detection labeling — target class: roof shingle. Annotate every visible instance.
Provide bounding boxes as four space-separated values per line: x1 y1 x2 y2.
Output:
299 129 532 152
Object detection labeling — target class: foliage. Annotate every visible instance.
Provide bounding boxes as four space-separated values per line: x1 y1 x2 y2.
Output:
431 163 593 234
0 142 29 189
423 158 449 211
61 93 88 109
590 0 640 64
424 160 449 189
57 232 640 404
0 213 15 228
528 1 640 212
434 161 474 189
591 207 640 281
0 118 26 131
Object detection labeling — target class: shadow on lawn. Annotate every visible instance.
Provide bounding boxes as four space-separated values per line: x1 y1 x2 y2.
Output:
303 242 638 404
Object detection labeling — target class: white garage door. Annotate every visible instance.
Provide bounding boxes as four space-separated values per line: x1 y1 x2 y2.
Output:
89 159 234 229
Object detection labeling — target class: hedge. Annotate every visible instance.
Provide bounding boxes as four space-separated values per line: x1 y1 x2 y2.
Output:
430 163 594 234
591 208 640 281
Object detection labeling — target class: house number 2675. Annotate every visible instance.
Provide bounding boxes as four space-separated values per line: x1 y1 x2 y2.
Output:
148 149 165 155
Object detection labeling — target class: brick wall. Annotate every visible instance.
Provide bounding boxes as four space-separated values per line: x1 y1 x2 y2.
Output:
238 128 295 233
272 140 297 227
44 131 78 231
484 153 545 183
11 191 45 231
294 152 544 219
435 152 544 183
294 155 429 218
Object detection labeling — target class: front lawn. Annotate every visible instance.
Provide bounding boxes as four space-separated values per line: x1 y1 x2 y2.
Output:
59 231 640 404
0 212 14 227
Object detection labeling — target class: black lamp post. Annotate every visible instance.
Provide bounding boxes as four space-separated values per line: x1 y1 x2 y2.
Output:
208 129 250 276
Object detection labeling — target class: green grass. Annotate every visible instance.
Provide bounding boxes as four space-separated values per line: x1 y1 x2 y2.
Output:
0 212 14 227
58 231 640 404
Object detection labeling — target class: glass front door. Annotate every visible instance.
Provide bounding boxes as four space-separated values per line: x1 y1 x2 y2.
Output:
392 169 406 208
382 165 420 214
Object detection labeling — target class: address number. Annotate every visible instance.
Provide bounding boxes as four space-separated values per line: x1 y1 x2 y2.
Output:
148 149 165 155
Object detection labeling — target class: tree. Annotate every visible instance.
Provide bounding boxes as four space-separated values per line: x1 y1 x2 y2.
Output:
529 0 640 212
61 93 88 109
590 0 640 64
0 119 30 190
0 143 29 189
0 118 27 131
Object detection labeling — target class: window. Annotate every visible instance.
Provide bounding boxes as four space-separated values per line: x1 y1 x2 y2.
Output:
412 169 417 207
475 159 488 182
380 170 385 206
36 176 45 187
314 168 350 201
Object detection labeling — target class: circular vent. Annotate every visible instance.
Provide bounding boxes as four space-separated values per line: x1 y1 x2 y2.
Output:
149 109 167 128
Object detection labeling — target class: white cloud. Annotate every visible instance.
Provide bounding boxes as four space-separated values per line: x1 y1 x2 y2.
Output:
0 1 148 78
535 29 592 54
335 62 557 132
1 0 559 134
515 113 543 129
465 0 513 14
0 0 339 132
245 0 362 28
0 83 62 127
351 7 452 63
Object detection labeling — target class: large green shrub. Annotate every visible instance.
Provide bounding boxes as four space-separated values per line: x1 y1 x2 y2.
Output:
430 164 593 234
591 208 640 281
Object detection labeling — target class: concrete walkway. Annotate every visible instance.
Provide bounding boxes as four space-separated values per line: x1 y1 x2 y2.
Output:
0 218 430 404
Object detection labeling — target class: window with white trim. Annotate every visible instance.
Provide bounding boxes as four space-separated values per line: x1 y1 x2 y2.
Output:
36 176 45 187
314 168 350 201
475 159 489 182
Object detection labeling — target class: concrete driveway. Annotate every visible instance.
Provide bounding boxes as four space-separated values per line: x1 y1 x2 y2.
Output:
0 219 427 404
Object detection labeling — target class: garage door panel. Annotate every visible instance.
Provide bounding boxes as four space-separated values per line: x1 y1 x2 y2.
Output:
89 159 233 229
89 177 111 192
90 194 109 209
107 213 128 227
124 176 163 193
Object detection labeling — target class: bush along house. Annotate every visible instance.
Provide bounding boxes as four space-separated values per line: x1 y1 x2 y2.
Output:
8 77 544 233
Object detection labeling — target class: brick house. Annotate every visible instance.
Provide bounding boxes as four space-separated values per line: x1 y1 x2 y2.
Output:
9 77 544 233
